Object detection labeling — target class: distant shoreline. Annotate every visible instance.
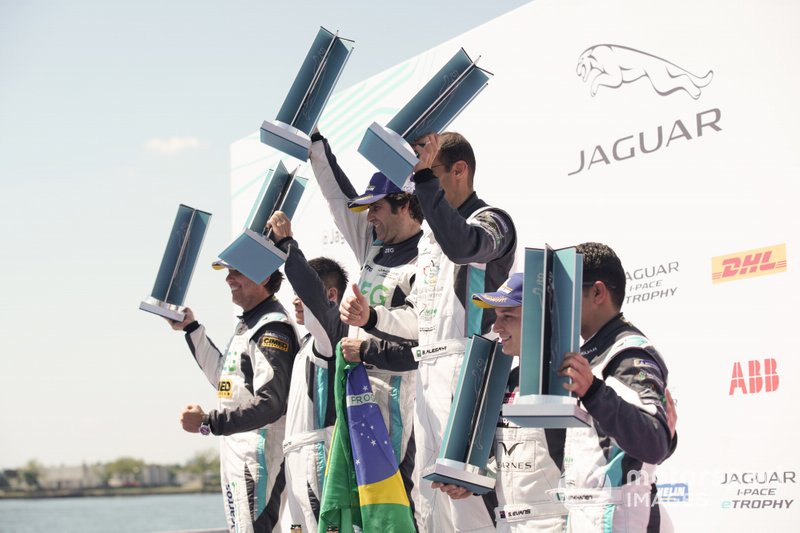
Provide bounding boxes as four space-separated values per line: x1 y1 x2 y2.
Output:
0 485 219 500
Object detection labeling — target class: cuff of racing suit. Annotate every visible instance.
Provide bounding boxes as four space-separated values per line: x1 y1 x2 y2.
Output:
358 340 369 363
183 321 200 334
665 431 679 462
206 410 220 436
580 376 603 402
363 307 378 331
411 167 436 184
310 131 325 143
274 236 294 252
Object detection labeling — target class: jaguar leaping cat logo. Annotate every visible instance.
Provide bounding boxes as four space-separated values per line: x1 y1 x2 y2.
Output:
577 44 713 99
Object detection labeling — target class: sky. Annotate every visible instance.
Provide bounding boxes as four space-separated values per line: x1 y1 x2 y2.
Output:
0 0 532 468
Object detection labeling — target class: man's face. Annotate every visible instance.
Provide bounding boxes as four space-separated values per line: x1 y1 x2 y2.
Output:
580 287 592 340
225 269 267 311
493 306 522 356
367 199 407 243
292 295 304 325
431 158 459 208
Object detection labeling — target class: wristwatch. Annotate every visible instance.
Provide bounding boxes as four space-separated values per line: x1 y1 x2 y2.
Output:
199 414 212 436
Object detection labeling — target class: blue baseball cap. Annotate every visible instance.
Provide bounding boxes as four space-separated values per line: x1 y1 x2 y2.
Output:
471 273 523 308
347 172 404 212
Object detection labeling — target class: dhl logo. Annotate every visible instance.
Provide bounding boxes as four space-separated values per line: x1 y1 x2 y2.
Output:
711 244 787 284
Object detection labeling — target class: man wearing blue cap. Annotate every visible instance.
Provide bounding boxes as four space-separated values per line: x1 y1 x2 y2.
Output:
339 132 517 532
438 273 568 533
440 244 678 532
309 132 424 523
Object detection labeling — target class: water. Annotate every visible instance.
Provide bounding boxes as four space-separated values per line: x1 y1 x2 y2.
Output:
0 493 227 533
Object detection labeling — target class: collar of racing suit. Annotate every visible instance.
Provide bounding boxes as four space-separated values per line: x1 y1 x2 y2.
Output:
455 191 488 219
579 313 644 365
238 295 281 329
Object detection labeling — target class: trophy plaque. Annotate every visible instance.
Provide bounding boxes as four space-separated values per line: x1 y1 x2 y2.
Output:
216 161 308 284
423 334 513 494
260 27 355 161
140 204 212 322
502 245 591 428
357 48 492 187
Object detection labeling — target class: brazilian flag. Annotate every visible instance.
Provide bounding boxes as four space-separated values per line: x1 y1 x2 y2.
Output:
318 344 415 533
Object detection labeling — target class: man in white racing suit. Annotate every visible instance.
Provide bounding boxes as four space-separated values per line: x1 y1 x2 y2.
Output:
266 211 349 533
309 132 423 524
340 132 517 532
439 267 678 532
170 268 299 533
437 273 567 533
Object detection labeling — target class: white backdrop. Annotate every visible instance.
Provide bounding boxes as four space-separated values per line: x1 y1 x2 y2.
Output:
230 0 799 529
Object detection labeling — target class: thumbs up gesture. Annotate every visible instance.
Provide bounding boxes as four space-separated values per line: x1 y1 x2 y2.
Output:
340 283 370 328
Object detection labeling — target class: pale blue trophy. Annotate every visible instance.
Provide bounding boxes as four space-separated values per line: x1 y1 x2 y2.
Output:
502 246 591 428
140 204 212 321
215 161 308 284
260 27 355 161
423 335 513 494
357 48 492 187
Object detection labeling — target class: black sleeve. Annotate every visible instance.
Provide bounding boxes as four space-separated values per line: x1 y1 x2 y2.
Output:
413 171 515 264
580 350 672 465
208 322 297 435
361 338 419 372
279 237 346 357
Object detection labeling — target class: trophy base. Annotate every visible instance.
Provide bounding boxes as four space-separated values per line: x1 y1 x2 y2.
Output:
357 122 417 188
139 297 186 322
502 394 591 428
260 120 311 161
422 458 495 495
218 229 288 285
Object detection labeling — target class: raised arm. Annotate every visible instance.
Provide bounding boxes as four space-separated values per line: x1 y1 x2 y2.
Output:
414 172 515 265
269 210 346 357
309 132 373 263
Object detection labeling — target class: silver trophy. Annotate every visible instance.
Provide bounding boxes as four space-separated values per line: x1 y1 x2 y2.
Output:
423 335 512 494
140 204 212 322
503 246 591 428
260 27 354 161
215 161 307 284
357 48 492 187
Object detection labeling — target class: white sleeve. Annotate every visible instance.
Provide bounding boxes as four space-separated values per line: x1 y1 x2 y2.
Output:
309 139 372 264
370 282 419 342
185 325 224 387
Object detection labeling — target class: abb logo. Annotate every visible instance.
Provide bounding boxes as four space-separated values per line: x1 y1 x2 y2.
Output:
729 359 779 395
712 244 787 284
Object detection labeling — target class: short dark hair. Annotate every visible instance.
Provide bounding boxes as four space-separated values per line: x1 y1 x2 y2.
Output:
264 270 284 295
384 192 424 224
308 257 349 303
438 131 476 185
576 242 626 309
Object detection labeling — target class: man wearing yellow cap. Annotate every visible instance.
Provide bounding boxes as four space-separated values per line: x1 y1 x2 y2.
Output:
167 267 299 533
